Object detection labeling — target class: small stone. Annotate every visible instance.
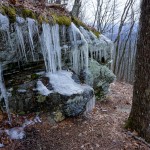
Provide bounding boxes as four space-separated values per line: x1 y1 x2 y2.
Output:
53 111 65 122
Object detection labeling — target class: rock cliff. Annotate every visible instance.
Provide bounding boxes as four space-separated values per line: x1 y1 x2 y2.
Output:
0 4 115 122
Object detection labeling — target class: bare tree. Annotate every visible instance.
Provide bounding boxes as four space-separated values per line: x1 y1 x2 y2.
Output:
71 0 82 17
113 0 135 73
92 0 119 34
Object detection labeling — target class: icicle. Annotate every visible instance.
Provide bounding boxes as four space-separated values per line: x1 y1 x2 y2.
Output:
15 24 28 62
85 95 95 113
41 23 55 72
27 18 37 61
41 23 62 73
51 24 62 70
0 64 11 123
0 14 9 31
69 23 88 74
0 14 14 53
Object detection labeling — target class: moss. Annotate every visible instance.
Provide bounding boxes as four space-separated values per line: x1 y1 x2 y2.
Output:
72 16 100 38
124 117 134 129
53 110 65 122
31 74 40 80
52 14 71 26
37 15 49 24
0 6 5 15
2 6 16 23
72 16 89 30
18 111 25 115
22 8 36 19
91 28 100 38
37 95 46 103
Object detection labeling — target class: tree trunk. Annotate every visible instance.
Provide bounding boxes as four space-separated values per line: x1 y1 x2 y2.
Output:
71 0 81 17
127 0 150 142
55 0 61 4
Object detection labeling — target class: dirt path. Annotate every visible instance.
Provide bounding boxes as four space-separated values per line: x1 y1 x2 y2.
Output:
2 82 150 150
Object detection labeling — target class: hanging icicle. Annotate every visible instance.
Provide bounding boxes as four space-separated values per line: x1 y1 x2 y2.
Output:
0 64 11 124
69 23 88 74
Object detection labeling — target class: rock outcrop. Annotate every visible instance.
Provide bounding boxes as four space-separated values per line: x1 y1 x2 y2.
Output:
0 4 115 122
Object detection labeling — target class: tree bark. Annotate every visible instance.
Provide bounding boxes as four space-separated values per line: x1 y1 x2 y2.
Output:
127 0 150 142
71 0 81 17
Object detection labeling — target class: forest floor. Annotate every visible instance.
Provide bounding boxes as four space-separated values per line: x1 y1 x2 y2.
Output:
1 82 150 150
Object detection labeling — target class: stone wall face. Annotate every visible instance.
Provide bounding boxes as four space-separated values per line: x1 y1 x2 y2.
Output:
0 9 115 121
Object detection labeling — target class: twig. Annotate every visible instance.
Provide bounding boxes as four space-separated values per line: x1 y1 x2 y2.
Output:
127 131 150 148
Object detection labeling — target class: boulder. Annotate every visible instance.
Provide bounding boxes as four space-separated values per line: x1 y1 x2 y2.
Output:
6 70 95 121
88 59 116 98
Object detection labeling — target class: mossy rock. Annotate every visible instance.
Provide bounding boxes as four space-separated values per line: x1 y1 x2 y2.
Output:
36 95 46 103
53 110 65 122
72 16 100 38
31 74 40 80
37 15 49 24
72 16 89 30
0 6 5 15
52 14 71 26
2 6 16 23
22 8 36 19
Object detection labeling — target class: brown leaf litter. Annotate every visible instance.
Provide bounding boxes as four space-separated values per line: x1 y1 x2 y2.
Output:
1 82 150 150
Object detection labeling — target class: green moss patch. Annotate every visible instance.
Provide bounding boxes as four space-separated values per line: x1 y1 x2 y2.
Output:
91 28 100 38
72 16 100 38
2 6 16 23
124 117 134 129
22 8 36 19
37 15 49 24
0 6 5 15
31 73 40 80
52 14 71 26
72 16 89 30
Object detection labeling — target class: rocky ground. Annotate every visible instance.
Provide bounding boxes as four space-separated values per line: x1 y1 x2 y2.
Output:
1 82 150 150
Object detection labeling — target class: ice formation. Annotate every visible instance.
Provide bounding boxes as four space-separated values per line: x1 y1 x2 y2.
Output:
0 64 11 123
41 23 62 73
27 18 37 61
36 80 53 96
15 23 28 62
5 127 25 140
69 23 88 73
85 95 95 113
47 70 84 96
0 10 116 125
0 143 4 148
0 14 9 31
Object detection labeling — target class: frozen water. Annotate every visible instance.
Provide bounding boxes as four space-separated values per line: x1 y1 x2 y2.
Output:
36 80 53 96
22 119 35 128
41 23 62 73
15 24 28 62
27 18 38 61
69 23 88 74
34 116 42 123
47 70 84 96
85 95 95 113
16 16 25 24
0 14 9 31
0 143 4 148
5 127 25 140
0 64 11 123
